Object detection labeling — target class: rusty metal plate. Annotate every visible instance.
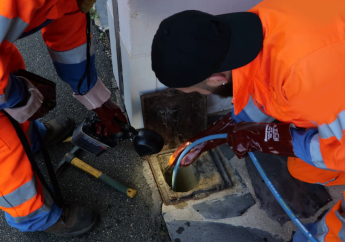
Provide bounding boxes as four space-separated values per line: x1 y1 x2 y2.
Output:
141 89 207 150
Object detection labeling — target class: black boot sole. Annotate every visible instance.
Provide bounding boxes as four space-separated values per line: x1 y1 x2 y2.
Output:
45 119 75 146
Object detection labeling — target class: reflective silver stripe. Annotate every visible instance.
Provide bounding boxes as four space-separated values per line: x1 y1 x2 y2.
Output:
243 96 275 123
0 74 13 104
0 15 28 44
310 134 328 169
319 110 345 141
0 175 37 208
47 41 95 64
316 178 336 186
315 211 329 242
12 184 54 223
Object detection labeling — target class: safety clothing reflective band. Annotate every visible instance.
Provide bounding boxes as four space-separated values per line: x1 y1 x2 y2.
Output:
0 175 37 208
314 197 345 241
0 15 28 44
309 134 328 169
319 110 345 141
315 211 329 242
243 96 275 123
12 185 54 223
0 74 12 104
47 42 95 64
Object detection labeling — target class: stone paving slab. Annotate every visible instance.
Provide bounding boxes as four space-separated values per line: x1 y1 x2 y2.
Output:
168 221 283 242
245 151 331 225
163 142 339 242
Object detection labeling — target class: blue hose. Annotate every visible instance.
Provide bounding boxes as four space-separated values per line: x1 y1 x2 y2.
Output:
172 134 318 242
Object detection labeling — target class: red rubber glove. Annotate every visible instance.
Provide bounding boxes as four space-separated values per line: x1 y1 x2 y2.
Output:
169 113 235 167
227 122 296 159
93 99 127 137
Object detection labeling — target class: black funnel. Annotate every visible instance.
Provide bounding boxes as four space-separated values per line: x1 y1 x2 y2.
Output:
133 129 164 156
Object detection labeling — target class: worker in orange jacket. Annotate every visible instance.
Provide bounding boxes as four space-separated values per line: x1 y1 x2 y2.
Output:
0 0 126 236
152 0 345 241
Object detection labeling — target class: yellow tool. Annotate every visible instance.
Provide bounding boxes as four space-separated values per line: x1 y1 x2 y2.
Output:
55 146 137 198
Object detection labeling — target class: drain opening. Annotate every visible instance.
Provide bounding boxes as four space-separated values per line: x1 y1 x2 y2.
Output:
148 149 229 205
163 166 200 192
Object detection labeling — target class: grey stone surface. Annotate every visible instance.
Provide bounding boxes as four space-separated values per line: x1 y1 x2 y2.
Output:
167 220 284 242
95 0 109 30
0 25 169 241
245 152 332 225
219 143 236 161
192 193 255 219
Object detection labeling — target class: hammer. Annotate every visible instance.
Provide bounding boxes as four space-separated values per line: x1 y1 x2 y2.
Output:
55 146 137 198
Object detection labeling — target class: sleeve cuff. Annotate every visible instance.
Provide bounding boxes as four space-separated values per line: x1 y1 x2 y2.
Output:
3 77 43 123
73 78 111 110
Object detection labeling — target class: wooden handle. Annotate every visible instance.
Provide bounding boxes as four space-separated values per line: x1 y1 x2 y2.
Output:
70 157 102 178
63 136 72 142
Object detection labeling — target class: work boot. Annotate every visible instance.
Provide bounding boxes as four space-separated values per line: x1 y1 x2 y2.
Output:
43 116 75 146
44 204 97 237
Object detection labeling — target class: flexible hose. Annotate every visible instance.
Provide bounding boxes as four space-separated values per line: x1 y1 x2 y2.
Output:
172 134 318 242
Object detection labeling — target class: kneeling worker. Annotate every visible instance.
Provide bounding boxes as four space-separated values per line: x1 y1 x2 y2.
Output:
151 0 345 241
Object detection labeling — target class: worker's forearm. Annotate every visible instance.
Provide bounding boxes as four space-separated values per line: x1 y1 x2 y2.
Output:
227 122 296 159
290 128 324 167
231 96 275 124
73 78 110 110
4 76 45 123
0 73 27 110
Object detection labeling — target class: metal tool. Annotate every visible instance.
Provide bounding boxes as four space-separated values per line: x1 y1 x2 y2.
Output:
71 116 164 157
55 146 137 198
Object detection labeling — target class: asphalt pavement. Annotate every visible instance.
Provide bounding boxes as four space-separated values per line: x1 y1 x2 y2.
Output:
0 25 169 242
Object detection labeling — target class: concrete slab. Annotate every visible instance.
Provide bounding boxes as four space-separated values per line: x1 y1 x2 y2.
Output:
192 193 255 219
162 141 339 242
244 152 332 225
167 221 283 242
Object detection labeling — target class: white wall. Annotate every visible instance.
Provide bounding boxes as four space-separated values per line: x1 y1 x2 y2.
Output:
109 0 262 128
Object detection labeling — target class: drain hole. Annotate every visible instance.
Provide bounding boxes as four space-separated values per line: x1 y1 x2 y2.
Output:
164 166 200 192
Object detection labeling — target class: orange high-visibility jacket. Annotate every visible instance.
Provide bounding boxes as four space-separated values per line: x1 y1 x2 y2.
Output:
0 0 97 112
232 0 345 172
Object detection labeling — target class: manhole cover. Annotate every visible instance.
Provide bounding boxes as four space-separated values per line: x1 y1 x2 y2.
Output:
141 89 207 150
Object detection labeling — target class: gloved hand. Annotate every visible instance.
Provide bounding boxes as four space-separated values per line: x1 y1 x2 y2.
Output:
92 98 127 137
227 122 296 159
169 113 235 167
77 0 96 13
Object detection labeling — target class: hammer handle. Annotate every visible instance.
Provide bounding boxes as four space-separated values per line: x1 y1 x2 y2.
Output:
71 157 102 178
70 158 137 198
